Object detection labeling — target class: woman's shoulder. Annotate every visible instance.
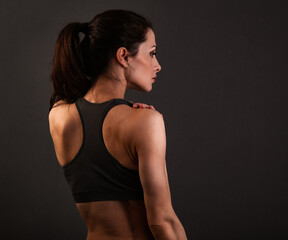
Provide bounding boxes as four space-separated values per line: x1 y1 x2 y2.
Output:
125 107 165 144
48 100 79 138
130 107 163 125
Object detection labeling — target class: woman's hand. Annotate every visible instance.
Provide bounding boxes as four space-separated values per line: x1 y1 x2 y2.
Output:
129 101 155 110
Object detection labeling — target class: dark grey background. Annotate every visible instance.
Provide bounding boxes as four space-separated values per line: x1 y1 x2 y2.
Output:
1 0 287 239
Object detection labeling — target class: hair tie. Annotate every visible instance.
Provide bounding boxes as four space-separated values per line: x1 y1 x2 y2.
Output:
81 22 89 34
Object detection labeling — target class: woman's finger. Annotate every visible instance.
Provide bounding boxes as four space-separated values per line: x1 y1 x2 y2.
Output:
131 102 155 110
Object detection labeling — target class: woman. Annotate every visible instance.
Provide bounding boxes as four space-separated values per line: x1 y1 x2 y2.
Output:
48 9 187 240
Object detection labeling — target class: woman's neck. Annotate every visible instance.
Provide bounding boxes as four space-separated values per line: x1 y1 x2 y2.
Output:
84 73 127 103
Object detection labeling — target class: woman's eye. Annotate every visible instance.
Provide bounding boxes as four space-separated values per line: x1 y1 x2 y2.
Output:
150 51 157 57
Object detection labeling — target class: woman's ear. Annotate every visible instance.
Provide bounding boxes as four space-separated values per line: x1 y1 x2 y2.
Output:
116 47 129 68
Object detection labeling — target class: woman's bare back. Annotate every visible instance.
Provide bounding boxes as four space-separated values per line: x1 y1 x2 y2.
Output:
77 200 153 239
48 99 155 239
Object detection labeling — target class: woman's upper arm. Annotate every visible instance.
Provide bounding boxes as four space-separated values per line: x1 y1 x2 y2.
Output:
132 110 175 224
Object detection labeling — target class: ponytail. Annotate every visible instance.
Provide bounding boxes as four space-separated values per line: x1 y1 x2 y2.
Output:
49 22 91 112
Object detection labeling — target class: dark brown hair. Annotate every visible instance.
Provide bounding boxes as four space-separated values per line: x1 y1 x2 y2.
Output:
49 9 153 111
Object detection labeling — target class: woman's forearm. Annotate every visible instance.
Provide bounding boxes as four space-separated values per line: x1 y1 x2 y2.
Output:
150 218 187 240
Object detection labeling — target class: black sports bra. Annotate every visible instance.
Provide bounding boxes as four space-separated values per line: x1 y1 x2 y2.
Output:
62 97 144 203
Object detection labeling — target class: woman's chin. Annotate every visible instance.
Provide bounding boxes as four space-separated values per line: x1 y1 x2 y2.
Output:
127 84 152 92
142 85 153 92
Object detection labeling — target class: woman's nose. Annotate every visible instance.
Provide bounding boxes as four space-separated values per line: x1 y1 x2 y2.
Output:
155 60 161 72
157 64 161 72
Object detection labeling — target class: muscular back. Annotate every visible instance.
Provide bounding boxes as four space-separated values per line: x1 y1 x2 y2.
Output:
48 100 162 239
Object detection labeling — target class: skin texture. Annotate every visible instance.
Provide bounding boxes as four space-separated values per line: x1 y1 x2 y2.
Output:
48 29 187 240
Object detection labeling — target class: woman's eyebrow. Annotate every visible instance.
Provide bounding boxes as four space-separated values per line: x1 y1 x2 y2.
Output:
151 44 157 49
